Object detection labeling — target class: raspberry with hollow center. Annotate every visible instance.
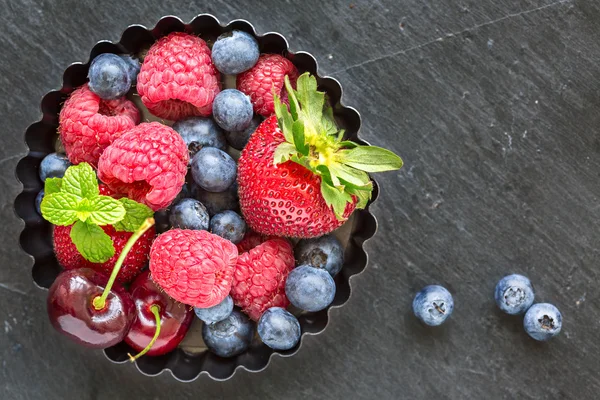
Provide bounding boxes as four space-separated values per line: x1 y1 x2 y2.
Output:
58 84 140 166
137 32 221 120
97 122 188 211
230 238 295 321
237 54 299 117
149 229 239 308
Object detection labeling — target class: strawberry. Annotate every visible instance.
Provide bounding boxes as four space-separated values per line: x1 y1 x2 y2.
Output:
237 73 403 238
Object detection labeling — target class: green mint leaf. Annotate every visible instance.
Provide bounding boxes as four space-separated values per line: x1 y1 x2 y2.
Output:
274 142 297 165
320 180 351 220
61 163 99 199
40 192 81 226
44 178 63 195
113 198 154 232
292 120 309 156
340 146 403 172
70 220 115 263
75 198 92 222
284 75 300 120
273 90 294 144
328 162 371 187
86 196 127 226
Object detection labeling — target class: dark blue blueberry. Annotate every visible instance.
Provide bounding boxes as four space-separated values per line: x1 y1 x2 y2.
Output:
212 89 253 132
195 295 234 325
39 153 71 182
494 274 534 315
295 235 344 277
258 307 301 351
285 265 336 312
169 198 209 230
173 117 227 159
225 116 262 151
191 182 239 216
412 285 454 326
523 303 562 341
209 210 246 244
35 190 44 216
118 54 141 84
87 53 131 99
202 309 254 358
211 30 260 75
191 147 237 193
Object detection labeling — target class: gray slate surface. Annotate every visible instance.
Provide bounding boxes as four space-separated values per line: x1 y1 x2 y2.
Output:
2 0 600 399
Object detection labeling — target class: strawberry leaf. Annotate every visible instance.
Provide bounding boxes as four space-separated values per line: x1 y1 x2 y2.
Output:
292 120 308 156
346 185 372 209
339 141 359 149
274 142 297 165
61 163 99 199
284 75 300 120
273 91 294 144
44 177 63 195
70 220 115 263
328 162 371 187
86 196 127 225
320 180 352 220
40 192 80 226
340 146 404 172
113 198 154 232
322 106 338 136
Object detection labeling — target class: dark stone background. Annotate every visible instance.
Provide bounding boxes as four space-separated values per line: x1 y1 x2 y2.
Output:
1 0 600 398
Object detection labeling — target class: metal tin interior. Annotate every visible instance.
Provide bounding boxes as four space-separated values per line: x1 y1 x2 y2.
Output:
14 14 379 382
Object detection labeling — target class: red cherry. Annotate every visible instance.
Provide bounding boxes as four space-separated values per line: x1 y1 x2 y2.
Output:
125 270 193 357
47 268 134 348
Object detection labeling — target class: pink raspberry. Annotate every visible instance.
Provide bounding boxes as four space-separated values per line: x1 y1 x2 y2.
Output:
97 122 188 211
235 230 274 254
237 54 299 117
149 229 238 308
230 238 295 321
137 32 221 120
58 84 140 166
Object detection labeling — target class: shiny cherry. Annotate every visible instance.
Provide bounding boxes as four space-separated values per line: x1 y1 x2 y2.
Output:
125 270 194 358
47 268 134 348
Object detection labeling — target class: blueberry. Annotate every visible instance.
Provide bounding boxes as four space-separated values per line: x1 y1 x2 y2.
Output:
39 153 71 182
202 309 254 357
225 116 262 151
258 307 301 351
211 30 260 75
209 210 246 244
412 285 454 326
295 235 344 277
172 117 227 159
87 53 131 99
523 303 562 341
494 274 535 315
212 89 253 132
191 147 237 193
285 265 336 312
195 295 234 325
35 190 44 216
191 182 239 216
118 54 141 84
169 198 209 230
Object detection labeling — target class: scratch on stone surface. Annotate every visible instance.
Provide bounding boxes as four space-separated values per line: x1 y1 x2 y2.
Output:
331 0 572 75
0 282 27 296
0 154 21 165
463 368 487 376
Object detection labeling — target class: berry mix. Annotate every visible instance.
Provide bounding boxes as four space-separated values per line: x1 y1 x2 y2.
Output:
37 29 404 359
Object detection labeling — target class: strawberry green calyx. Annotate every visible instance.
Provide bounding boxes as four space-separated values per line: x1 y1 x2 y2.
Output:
40 163 154 263
273 72 403 219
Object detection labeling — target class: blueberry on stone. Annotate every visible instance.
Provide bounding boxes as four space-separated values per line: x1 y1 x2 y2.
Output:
285 265 336 312
87 53 131 99
258 307 301 351
212 89 253 132
523 303 562 341
191 147 237 193
412 285 454 326
168 198 209 230
494 274 535 315
211 30 260 75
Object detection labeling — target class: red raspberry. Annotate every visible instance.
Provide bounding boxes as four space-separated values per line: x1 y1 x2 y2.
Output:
137 32 221 120
235 230 274 254
53 224 155 284
149 229 238 308
230 238 295 321
59 84 140 166
237 54 299 117
97 122 188 211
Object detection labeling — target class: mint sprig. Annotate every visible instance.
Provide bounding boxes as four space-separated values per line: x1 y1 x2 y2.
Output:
273 72 403 220
39 163 154 263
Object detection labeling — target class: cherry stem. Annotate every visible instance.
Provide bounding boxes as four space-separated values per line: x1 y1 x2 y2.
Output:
128 304 161 362
92 218 155 311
